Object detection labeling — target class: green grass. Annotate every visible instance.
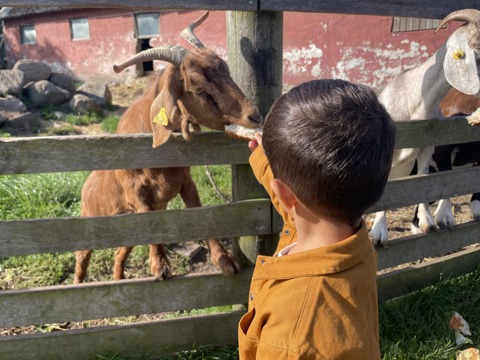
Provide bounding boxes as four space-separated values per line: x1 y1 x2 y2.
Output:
65 112 104 126
101 114 121 133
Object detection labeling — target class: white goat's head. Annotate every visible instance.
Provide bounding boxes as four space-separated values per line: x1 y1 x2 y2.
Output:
437 9 480 96
113 11 262 147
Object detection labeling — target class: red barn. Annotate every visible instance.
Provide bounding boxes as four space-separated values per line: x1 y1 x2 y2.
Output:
0 7 457 90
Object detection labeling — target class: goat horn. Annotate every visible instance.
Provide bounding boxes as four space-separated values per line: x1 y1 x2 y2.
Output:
113 45 189 73
180 11 209 49
435 9 480 33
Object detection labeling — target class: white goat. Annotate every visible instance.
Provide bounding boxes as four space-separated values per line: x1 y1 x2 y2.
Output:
370 9 480 246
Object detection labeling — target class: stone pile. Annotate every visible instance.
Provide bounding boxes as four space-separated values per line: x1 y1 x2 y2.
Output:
0 59 113 135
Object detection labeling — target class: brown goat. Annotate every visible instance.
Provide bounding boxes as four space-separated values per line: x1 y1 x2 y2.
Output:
74 12 261 283
440 87 480 117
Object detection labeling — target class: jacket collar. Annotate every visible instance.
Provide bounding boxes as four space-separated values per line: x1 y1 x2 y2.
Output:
253 222 373 279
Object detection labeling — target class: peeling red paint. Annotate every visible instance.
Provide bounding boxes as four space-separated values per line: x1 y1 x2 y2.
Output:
2 10 458 90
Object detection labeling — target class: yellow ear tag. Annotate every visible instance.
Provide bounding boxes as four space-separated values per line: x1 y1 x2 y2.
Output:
153 107 169 126
453 49 465 60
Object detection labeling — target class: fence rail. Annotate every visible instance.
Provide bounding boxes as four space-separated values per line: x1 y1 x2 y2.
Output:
2 0 479 18
2 1 480 358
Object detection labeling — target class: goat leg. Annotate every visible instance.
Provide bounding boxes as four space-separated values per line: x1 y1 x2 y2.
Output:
149 244 172 281
180 176 239 276
74 250 92 284
113 246 133 280
206 239 240 277
470 193 480 222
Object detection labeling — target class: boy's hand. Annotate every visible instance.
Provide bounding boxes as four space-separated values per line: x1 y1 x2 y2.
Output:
248 132 263 152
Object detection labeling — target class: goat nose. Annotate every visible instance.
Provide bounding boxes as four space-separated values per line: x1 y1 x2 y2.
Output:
248 113 262 124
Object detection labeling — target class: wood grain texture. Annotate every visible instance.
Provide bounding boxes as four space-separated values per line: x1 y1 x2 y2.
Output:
2 118 480 175
0 270 252 328
0 200 271 257
0 132 250 175
377 246 480 302
1 0 258 11
376 221 480 270
260 0 480 18
369 166 480 213
0 311 245 360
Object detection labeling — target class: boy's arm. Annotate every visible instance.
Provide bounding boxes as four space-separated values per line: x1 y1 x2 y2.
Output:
249 145 294 226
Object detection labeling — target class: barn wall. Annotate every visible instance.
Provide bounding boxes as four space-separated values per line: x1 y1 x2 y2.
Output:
2 9 457 90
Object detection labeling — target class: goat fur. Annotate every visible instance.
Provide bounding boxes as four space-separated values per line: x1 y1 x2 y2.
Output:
74 22 261 283
370 9 480 246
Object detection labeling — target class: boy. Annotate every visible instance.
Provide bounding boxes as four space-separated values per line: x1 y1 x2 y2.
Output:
238 79 395 359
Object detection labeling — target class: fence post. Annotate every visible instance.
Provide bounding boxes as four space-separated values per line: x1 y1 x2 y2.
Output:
227 10 283 267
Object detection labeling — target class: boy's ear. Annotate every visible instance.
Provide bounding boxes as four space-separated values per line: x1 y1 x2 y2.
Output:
271 179 297 210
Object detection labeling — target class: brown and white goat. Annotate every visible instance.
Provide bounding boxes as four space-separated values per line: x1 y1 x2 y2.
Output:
74 12 261 283
411 88 480 229
370 9 480 246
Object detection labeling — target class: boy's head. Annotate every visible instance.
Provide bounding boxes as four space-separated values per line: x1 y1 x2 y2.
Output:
262 79 395 226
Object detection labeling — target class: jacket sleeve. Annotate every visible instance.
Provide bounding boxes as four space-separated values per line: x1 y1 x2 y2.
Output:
249 145 294 227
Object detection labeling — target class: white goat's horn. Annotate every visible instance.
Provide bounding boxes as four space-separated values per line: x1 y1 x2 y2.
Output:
113 45 189 73
435 9 480 33
180 11 209 49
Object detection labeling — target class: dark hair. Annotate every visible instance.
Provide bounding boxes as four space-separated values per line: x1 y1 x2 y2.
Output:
263 79 395 225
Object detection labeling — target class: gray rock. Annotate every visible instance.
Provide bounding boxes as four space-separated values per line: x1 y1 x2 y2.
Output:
1 111 42 135
0 95 27 113
69 93 103 114
49 72 76 95
0 70 25 96
28 80 72 107
13 59 51 83
0 112 7 127
77 80 112 108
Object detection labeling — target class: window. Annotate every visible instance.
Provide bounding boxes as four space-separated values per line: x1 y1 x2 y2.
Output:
20 25 36 45
392 17 441 32
70 18 90 40
135 13 160 38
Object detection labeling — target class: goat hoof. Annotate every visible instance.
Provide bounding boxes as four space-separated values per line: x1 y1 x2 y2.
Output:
153 264 172 281
217 254 240 278
419 223 436 233
437 221 454 230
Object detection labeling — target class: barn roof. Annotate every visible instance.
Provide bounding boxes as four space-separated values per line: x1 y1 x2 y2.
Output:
0 7 77 20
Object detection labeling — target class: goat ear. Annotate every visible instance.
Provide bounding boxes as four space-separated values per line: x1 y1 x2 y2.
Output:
444 29 480 95
150 90 177 148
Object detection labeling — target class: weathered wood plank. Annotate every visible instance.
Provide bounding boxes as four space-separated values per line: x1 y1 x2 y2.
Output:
369 166 480 213
395 117 480 149
1 166 478 257
377 246 480 302
0 132 250 175
260 0 479 18
376 221 480 270
0 270 252 328
228 10 283 264
0 0 258 11
2 118 480 175
0 311 244 360
0 200 271 257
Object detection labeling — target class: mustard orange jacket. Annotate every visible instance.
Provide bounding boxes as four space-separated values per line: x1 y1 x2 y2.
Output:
238 146 380 360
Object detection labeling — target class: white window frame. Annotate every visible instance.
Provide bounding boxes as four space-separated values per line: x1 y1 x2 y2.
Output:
134 12 160 39
20 24 36 45
392 17 441 33
70 18 90 40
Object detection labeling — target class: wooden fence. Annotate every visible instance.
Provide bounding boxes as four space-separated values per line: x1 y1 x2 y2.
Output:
2 1 480 359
